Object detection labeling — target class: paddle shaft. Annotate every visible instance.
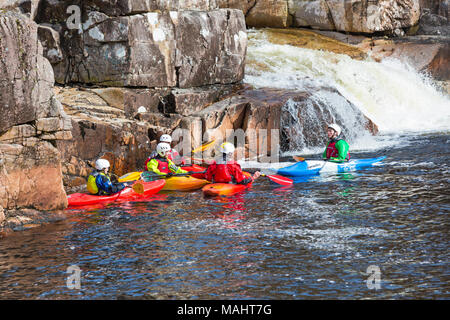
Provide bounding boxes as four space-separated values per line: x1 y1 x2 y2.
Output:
141 170 207 182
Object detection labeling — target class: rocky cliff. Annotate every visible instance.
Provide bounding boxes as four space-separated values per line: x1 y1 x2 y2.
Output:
0 8 71 233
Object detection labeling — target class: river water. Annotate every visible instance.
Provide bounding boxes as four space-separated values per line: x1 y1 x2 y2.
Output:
0 132 448 299
1 29 449 300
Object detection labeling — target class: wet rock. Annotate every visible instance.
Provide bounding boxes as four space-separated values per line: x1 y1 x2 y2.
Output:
360 36 450 80
0 141 67 211
417 9 450 36
188 86 378 157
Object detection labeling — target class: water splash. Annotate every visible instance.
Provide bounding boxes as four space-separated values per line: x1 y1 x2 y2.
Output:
245 30 450 134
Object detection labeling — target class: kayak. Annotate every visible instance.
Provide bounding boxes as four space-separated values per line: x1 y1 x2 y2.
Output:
202 183 250 197
277 156 387 177
67 180 166 207
202 172 252 197
118 164 206 183
162 175 210 191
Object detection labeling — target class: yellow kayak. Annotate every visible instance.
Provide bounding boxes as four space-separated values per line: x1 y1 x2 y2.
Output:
162 176 210 191
118 171 142 182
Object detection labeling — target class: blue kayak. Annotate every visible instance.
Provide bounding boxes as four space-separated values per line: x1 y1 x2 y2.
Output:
277 156 387 177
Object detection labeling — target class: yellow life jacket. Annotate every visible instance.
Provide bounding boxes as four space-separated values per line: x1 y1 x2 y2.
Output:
87 171 107 195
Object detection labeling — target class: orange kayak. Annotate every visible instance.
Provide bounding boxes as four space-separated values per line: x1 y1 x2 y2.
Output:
67 180 166 207
162 175 210 191
202 172 252 196
202 183 251 196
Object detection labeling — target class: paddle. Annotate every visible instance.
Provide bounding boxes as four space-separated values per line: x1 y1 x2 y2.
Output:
191 139 216 154
293 156 320 162
293 155 345 164
141 170 207 182
260 174 293 186
131 182 144 194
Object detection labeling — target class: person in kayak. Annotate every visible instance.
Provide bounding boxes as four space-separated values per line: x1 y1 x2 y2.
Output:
205 142 261 184
87 159 130 195
145 134 184 167
146 142 188 177
323 123 350 162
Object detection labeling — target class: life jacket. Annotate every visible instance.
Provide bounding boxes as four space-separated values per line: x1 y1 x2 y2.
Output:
145 149 183 169
208 157 242 183
145 151 158 170
326 138 350 160
149 155 173 174
87 171 108 195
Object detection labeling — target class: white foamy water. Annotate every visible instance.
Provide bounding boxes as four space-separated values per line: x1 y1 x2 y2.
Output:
245 30 450 134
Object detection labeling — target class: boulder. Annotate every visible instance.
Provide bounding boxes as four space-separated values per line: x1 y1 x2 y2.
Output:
0 141 67 211
245 0 291 28
417 9 450 36
188 85 378 158
360 36 450 80
287 0 421 34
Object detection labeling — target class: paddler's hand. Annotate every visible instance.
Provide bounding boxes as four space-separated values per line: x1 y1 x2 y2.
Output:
252 171 261 180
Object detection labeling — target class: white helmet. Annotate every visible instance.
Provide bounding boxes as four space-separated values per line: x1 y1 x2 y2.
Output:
159 134 172 143
219 142 235 154
137 106 147 113
95 159 110 171
156 142 171 157
328 123 342 136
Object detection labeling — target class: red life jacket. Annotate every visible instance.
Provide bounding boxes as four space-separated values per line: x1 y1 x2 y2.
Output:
206 159 249 184
326 139 350 160
145 150 183 169
156 158 171 174
146 155 171 174
212 163 234 183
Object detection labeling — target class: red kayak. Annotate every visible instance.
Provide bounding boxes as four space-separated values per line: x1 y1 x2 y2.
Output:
67 180 166 207
181 164 206 179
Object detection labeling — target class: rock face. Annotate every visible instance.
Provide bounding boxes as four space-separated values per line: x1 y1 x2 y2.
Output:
0 10 70 234
34 1 247 87
218 0 421 34
358 36 450 80
290 0 421 34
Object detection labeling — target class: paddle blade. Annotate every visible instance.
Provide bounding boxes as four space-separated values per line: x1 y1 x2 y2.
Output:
293 156 306 162
265 174 293 185
192 139 216 154
132 182 144 194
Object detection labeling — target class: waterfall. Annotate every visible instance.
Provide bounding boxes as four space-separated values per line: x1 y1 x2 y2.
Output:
244 29 450 154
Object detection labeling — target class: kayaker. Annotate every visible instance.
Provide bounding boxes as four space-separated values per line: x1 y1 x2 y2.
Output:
145 134 184 167
146 142 188 177
87 159 130 195
323 123 350 162
205 142 261 184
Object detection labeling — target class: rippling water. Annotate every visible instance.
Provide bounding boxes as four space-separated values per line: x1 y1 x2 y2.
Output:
0 133 449 299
